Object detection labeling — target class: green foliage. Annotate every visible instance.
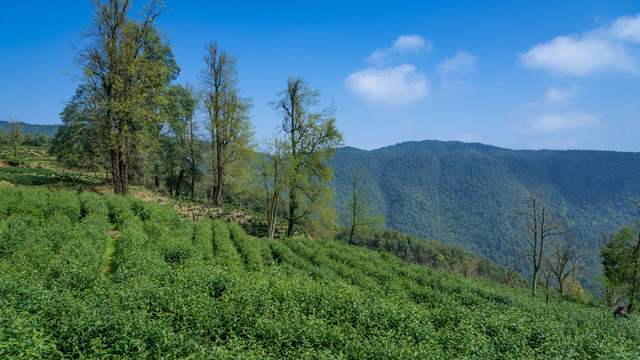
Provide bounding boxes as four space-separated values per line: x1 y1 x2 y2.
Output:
211 219 243 267
601 225 640 310
272 77 344 237
2 186 640 358
228 222 263 271
193 218 214 261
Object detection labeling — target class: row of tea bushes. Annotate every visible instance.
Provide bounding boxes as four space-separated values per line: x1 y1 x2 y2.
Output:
1 186 640 358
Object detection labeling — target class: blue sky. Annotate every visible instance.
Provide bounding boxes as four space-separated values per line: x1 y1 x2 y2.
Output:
1 1 639 151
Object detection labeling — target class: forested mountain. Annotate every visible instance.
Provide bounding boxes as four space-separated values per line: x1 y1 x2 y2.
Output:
332 140 640 281
0 120 60 137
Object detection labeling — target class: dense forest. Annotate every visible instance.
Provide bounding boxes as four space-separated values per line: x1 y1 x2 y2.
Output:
332 141 640 283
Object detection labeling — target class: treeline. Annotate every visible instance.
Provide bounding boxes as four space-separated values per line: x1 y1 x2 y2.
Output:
50 0 342 240
0 129 51 148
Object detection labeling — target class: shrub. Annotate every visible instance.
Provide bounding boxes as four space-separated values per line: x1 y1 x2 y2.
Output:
48 189 81 221
193 218 214 261
228 222 263 271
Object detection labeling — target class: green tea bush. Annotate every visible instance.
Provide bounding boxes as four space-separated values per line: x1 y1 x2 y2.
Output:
193 218 214 261
228 222 262 271
0 187 22 219
48 189 81 221
15 187 50 218
0 214 39 258
211 220 243 268
161 221 196 266
3 187 640 358
113 222 168 282
104 194 135 229
78 191 109 218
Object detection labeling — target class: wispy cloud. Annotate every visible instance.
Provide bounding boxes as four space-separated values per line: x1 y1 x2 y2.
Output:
519 112 600 134
520 13 640 76
608 14 640 43
437 51 477 75
527 137 581 150
545 86 578 103
456 132 484 143
367 34 432 65
345 64 428 105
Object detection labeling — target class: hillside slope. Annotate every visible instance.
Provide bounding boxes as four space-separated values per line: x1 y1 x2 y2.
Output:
1 186 638 358
0 120 60 137
332 141 640 278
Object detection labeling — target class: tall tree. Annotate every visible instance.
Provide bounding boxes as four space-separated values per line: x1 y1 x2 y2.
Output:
8 118 22 157
601 224 640 312
51 85 107 171
517 189 566 298
256 136 287 239
165 83 198 198
271 77 344 237
75 0 178 195
341 170 383 245
202 42 254 206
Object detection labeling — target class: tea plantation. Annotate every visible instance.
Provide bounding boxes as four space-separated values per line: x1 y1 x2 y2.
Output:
1 186 638 358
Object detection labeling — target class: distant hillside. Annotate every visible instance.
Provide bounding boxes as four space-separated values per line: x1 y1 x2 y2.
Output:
0 120 60 137
332 140 640 281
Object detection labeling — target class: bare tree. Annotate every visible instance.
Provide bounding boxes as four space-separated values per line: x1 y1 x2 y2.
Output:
517 189 567 298
545 232 580 294
499 264 520 287
342 170 383 245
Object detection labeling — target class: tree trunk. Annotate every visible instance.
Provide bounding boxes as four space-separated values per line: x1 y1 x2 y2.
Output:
532 268 538 298
191 155 196 199
215 168 224 206
119 150 128 196
176 168 185 197
349 177 357 245
214 134 224 206
267 193 279 239
287 187 296 237
111 149 122 195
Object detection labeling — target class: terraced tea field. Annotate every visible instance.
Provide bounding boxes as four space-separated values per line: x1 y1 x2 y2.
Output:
1 186 638 358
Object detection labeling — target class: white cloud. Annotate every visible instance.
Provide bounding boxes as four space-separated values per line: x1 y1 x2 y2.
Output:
437 51 478 75
608 14 640 43
367 34 432 64
545 86 578 103
393 35 430 51
345 64 428 105
527 137 581 150
520 14 640 76
520 112 600 134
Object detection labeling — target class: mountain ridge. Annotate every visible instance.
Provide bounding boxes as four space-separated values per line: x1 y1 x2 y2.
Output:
332 139 640 281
